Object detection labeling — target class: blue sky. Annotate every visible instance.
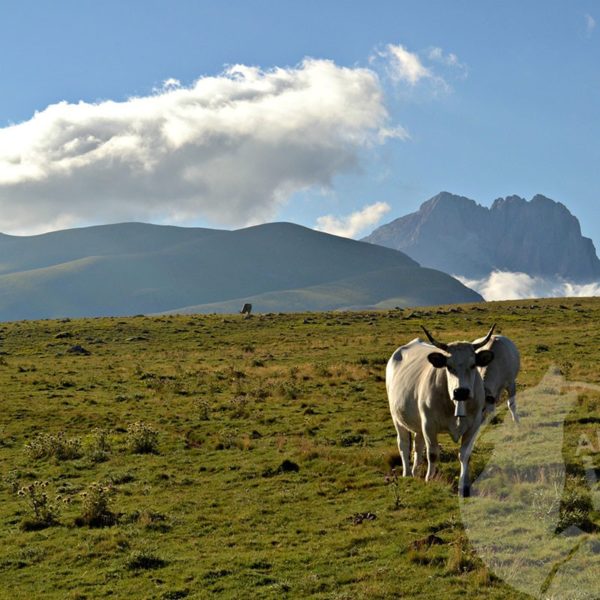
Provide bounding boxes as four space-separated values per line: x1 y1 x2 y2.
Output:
0 0 599 246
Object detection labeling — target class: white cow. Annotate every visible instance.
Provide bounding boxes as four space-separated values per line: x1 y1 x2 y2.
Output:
473 334 520 423
386 325 495 497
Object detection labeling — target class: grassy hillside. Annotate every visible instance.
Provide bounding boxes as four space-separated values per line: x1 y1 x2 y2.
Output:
0 298 598 599
0 222 219 275
0 222 481 320
165 266 482 314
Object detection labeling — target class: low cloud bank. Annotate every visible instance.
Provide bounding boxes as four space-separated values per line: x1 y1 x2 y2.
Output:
456 271 600 301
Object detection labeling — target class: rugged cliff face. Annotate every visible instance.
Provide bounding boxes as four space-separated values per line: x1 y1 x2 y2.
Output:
363 192 600 281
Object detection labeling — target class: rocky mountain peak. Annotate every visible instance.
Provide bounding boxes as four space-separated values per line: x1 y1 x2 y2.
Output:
363 192 600 281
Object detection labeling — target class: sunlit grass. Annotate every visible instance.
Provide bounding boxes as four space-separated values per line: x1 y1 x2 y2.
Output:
0 298 598 598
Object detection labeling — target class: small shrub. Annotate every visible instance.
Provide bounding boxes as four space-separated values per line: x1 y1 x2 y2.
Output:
76 482 116 527
556 486 595 533
3 470 20 494
313 363 331 377
194 398 211 421
277 382 299 400
559 360 573 379
249 384 270 400
126 421 159 454
230 395 250 418
85 428 111 463
17 481 61 530
214 429 254 450
24 432 82 461
214 428 247 450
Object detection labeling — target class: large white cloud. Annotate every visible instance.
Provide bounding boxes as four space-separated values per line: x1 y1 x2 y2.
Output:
315 201 391 238
457 271 600 301
0 59 400 234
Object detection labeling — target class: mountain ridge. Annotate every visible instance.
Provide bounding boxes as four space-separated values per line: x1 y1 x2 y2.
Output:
363 192 600 281
0 221 481 320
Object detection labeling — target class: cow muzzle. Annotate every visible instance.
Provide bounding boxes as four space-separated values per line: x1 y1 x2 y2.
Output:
453 387 470 401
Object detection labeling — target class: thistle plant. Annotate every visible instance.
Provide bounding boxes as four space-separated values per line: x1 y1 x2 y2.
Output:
126 421 159 454
17 481 61 529
85 428 111 463
385 468 402 510
78 482 115 527
24 432 82 461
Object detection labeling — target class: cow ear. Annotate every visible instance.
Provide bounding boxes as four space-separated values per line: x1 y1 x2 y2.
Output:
428 352 447 369
476 350 494 367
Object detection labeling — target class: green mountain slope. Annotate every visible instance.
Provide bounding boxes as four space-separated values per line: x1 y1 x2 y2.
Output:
0 222 219 275
162 265 482 314
0 222 482 320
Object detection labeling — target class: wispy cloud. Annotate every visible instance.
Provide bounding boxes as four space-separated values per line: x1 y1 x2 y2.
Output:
383 44 433 85
315 201 391 239
372 43 464 93
427 47 468 78
585 13 596 37
0 59 396 234
456 271 600 301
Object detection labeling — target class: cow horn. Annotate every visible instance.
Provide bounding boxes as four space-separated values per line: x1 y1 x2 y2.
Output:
472 323 496 350
421 325 449 351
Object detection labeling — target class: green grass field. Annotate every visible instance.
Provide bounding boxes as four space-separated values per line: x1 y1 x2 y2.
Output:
0 298 598 599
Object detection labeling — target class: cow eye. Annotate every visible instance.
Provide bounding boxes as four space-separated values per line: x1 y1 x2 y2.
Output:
470 364 476 369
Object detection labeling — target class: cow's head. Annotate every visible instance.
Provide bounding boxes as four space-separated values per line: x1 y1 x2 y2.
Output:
422 325 495 414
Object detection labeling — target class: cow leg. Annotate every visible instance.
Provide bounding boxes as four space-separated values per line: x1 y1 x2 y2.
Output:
458 426 479 497
395 423 412 477
422 424 440 482
507 381 519 423
411 431 425 477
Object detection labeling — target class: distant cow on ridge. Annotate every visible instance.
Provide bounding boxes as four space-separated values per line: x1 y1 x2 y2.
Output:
386 325 495 497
